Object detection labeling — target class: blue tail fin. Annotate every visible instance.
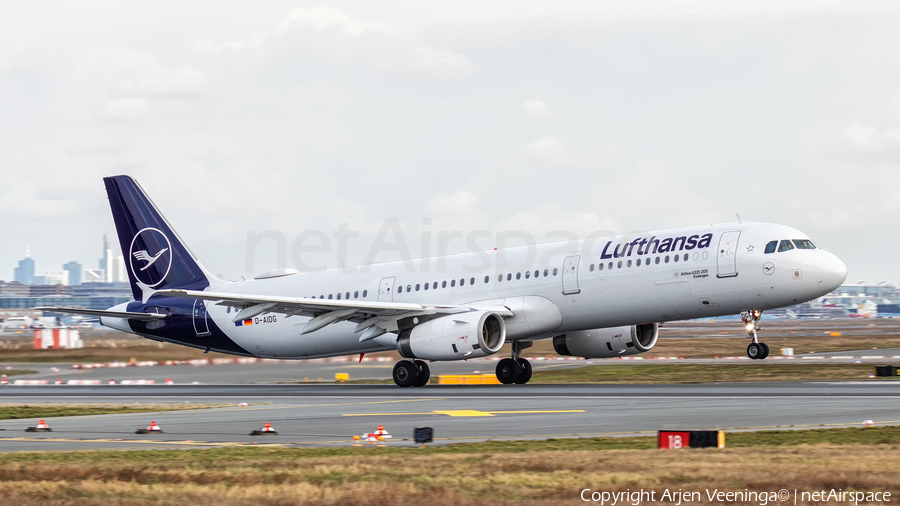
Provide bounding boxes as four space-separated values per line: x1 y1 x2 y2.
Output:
104 175 214 302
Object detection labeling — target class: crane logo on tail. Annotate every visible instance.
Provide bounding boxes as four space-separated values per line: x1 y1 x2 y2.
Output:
133 248 169 271
128 228 173 288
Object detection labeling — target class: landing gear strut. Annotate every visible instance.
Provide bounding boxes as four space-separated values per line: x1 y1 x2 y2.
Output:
496 341 533 384
742 310 769 360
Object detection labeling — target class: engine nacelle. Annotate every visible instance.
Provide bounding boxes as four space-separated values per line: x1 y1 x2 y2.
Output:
397 311 506 361
552 323 659 358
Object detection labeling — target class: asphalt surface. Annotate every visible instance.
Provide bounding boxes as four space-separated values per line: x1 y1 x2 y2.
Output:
1 381 898 451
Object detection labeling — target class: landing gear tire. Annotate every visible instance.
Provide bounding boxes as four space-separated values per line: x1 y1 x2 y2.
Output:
413 360 430 387
514 358 532 384
759 343 770 359
747 343 763 360
392 361 418 387
496 358 521 384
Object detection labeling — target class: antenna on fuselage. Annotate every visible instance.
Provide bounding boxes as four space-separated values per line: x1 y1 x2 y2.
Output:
736 213 742 223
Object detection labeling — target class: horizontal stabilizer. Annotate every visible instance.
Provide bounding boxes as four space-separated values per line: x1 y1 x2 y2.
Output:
34 307 165 321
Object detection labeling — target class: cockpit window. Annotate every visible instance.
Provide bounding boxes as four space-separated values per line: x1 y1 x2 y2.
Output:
764 241 777 254
792 239 816 249
778 239 795 252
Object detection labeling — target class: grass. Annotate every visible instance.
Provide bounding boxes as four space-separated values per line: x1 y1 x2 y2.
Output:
530 362 886 383
0 427 898 505
0 403 235 420
0 370 36 377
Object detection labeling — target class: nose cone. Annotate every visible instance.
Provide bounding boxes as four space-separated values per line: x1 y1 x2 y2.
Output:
817 251 847 293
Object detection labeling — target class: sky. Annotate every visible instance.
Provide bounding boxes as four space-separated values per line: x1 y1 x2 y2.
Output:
2 1 900 284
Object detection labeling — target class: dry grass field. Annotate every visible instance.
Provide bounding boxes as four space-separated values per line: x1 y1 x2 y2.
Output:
0 404 235 420
0 427 897 505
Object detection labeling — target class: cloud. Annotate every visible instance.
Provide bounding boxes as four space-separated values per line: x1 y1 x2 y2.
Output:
79 47 209 98
102 98 150 120
521 100 551 118
843 122 900 155
526 137 569 163
277 5 393 36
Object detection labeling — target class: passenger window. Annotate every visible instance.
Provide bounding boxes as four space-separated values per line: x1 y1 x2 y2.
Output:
328 294 333 299
764 241 778 254
471 277 476 285
525 271 531 279
442 280 447 288
627 260 632 267
665 255 670 263
424 283 429 290
792 239 816 250
608 262 613 270
416 284 420 291
320 295 324 299
484 276 489 284
507 273 512 281
617 261 622 269
552 268 558 276
451 279 456 287
362 290 367 297
460 278 465 286
498 274 503 282
355 291 359 298
397 286 402 294
655 257 660 265
683 254 688 262
516 272 521 280
406 286 411 293
598 263 604 271
534 270 539 278
636 259 641 266
589 264 595 272
433 282 437 289
337 293 342 300
778 240 795 252
543 269 549 277
673 254 679 262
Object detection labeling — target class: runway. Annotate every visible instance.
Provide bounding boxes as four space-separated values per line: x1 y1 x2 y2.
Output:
1 381 898 451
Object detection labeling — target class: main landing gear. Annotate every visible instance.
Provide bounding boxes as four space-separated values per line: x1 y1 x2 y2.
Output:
392 360 431 387
496 341 533 385
742 310 769 360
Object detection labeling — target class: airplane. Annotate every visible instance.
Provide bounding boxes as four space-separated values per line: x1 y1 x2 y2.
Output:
40 175 848 387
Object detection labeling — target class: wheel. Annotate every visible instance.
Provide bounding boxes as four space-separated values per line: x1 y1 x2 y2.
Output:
514 358 532 384
413 360 430 387
495 358 521 384
759 343 770 359
392 361 418 387
747 343 762 360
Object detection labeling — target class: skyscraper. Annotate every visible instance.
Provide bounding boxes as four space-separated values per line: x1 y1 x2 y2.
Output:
13 245 35 285
63 261 82 286
99 233 114 282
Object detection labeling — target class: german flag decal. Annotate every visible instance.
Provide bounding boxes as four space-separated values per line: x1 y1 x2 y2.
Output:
234 319 253 327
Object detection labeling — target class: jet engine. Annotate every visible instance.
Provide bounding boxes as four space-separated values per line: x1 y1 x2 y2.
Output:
552 323 659 358
397 311 506 361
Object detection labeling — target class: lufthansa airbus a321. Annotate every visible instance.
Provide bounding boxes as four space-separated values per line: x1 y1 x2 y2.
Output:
41 176 848 387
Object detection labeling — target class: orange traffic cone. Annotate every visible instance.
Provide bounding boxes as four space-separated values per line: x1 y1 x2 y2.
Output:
365 433 379 446
26 419 53 432
373 425 392 439
249 422 278 436
54 379 62 385
165 379 174 385
1 375 8 385
863 419 875 427
352 435 362 446
135 421 164 434
108 379 116 384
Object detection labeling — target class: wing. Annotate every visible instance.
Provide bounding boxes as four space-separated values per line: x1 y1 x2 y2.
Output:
157 289 511 338
34 307 165 321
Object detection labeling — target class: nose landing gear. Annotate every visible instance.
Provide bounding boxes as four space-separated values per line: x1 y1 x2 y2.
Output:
742 310 769 359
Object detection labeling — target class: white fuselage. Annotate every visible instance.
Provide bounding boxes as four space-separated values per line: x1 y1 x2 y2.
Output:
125 222 847 359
